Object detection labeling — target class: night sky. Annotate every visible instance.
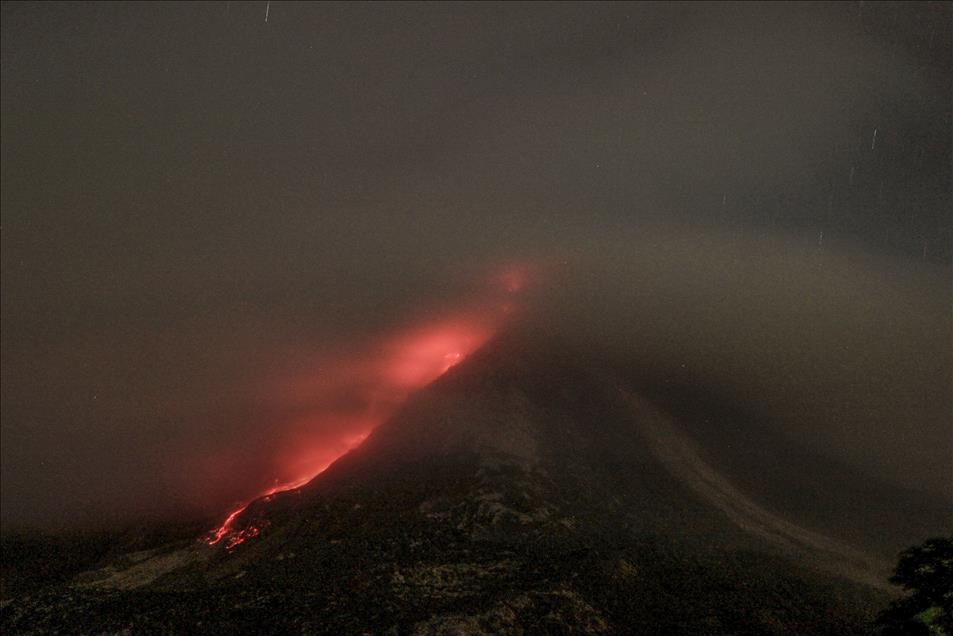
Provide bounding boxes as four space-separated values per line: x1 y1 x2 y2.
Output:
2 2 950 530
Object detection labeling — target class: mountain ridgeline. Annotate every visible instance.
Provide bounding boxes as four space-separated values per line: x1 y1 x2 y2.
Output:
2 330 949 634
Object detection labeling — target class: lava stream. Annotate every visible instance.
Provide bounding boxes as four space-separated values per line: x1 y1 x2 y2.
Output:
205 432 369 549
203 266 537 550
204 318 503 549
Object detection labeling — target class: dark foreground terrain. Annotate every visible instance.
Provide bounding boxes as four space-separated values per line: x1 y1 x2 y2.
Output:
2 333 947 634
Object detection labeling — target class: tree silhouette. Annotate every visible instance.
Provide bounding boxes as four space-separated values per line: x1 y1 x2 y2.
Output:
877 536 953 635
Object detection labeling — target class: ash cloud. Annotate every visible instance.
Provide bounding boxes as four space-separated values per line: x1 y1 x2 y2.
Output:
1 2 949 529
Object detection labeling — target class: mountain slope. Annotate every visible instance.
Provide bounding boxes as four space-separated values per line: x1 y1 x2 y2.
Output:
4 331 941 634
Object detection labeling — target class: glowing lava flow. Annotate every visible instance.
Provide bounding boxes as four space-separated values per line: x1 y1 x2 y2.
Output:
203 266 537 551
205 437 367 550
206 433 369 550
204 316 499 550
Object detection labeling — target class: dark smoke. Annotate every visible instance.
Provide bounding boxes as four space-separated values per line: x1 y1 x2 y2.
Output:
1 2 949 530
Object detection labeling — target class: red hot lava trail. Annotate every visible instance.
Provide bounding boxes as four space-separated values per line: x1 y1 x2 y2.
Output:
205 271 529 549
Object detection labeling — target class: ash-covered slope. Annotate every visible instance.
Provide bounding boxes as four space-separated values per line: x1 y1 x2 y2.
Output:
3 331 938 634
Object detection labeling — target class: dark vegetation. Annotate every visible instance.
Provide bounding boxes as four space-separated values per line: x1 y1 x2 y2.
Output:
877 536 953 635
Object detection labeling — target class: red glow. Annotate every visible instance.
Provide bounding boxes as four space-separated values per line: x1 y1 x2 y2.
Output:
383 322 491 389
203 266 539 550
205 320 495 550
501 269 526 293
497 262 543 295
206 429 371 549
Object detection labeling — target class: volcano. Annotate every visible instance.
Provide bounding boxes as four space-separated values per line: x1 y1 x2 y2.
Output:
2 329 947 634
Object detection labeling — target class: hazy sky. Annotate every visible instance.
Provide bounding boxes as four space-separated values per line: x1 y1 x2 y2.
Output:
2 2 950 530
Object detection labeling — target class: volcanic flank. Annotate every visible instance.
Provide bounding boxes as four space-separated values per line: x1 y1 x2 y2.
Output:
4 327 947 634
